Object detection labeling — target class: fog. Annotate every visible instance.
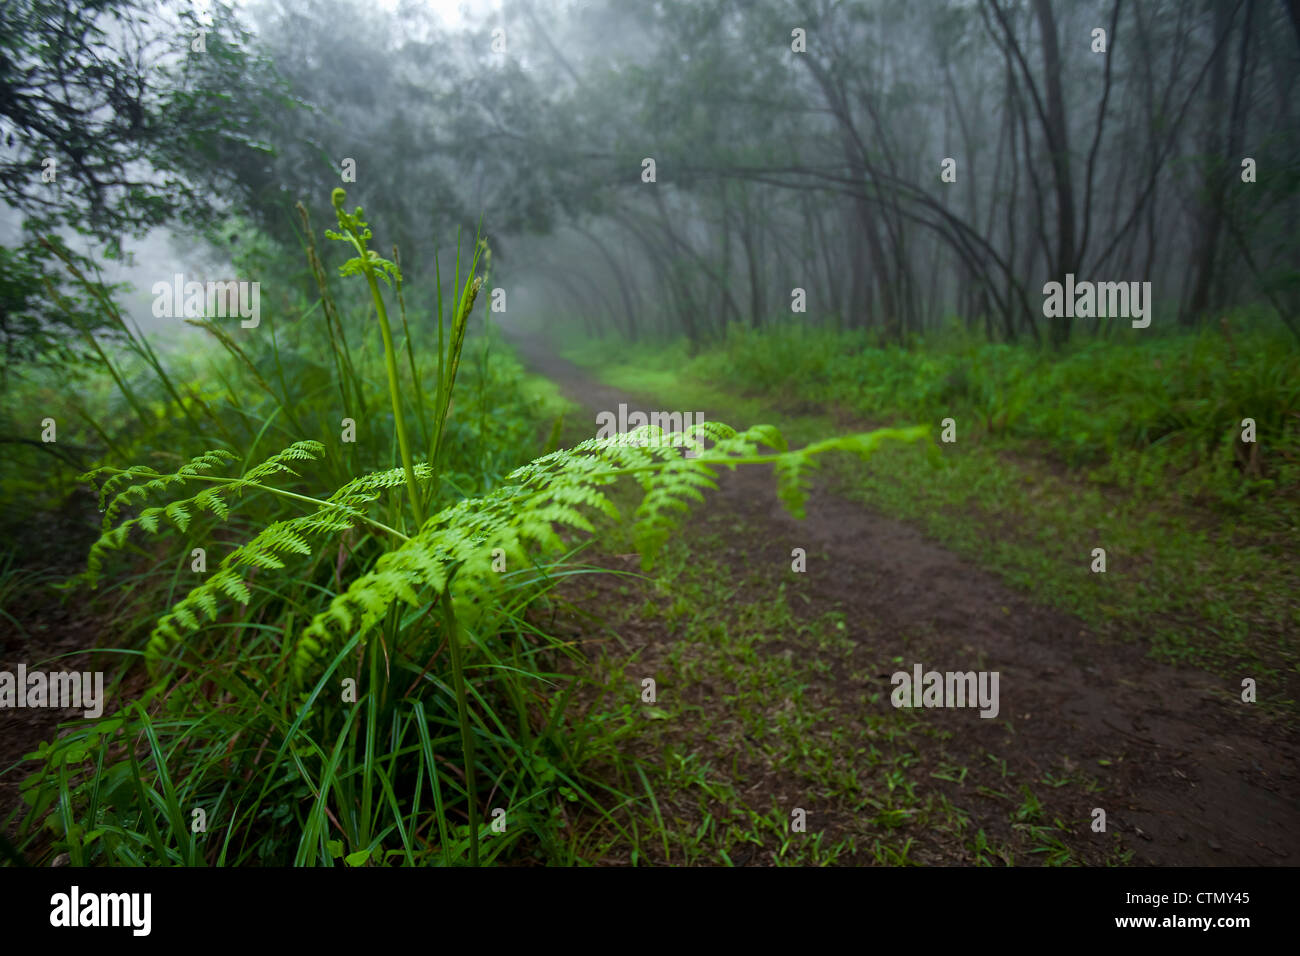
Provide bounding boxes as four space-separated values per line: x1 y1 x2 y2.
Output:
3 0 1298 362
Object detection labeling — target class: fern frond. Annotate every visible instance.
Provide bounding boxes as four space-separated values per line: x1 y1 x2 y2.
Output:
290 421 931 680
112 423 930 677
79 448 250 587
141 456 430 666
81 450 236 531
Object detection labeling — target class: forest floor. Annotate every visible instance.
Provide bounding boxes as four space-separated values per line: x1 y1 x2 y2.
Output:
508 329 1300 866
4 333 1295 868
0 490 104 855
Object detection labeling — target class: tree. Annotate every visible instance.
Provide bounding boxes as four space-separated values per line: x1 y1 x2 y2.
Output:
0 0 274 243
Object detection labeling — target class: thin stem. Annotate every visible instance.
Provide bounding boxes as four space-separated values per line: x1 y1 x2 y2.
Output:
97 470 412 541
441 586 479 867
369 270 426 530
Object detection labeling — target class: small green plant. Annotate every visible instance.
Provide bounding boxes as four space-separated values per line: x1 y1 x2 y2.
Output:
16 192 929 867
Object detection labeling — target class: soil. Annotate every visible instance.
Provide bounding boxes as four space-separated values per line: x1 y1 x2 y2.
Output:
3 336 1296 867
0 489 104 850
507 329 1300 866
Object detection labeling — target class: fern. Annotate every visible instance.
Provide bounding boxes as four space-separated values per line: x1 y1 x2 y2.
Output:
77 440 416 659
77 420 929 679
290 420 929 680
78 443 326 586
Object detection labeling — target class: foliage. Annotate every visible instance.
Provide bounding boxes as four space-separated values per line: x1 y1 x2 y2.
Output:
6 193 926 867
668 318 1300 517
0 238 121 374
0 0 277 243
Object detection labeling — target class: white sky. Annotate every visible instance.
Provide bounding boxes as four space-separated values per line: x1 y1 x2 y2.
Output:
195 0 500 31
372 0 503 29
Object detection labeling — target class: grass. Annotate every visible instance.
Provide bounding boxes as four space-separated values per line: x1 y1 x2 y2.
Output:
555 318 1300 718
2 196 934 867
543 462 1130 866
2 196 632 866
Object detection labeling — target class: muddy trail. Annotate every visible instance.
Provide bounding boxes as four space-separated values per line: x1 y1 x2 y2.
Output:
507 329 1300 866
0 491 106 849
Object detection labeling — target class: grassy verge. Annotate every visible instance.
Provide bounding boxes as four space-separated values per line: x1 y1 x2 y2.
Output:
557 323 1300 718
543 466 1131 865
0 202 642 867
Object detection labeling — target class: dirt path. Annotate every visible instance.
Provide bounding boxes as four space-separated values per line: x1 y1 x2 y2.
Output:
508 329 1300 866
0 493 103 849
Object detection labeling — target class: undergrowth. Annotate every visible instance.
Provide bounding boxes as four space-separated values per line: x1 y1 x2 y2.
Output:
4 193 927 866
561 317 1299 529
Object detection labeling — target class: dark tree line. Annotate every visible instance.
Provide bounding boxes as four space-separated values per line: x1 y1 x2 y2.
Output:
525 0 1300 344
2 0 1297 359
